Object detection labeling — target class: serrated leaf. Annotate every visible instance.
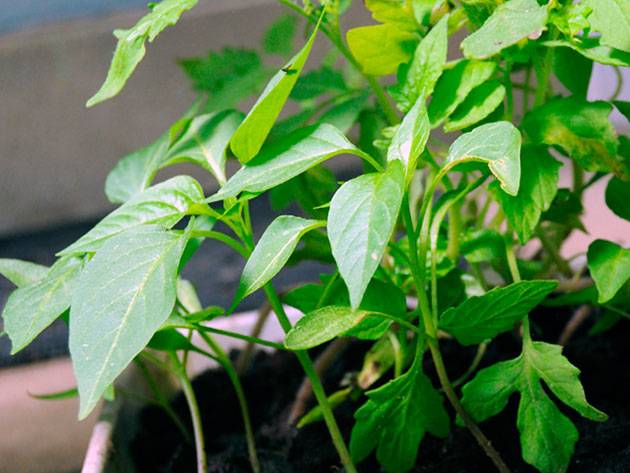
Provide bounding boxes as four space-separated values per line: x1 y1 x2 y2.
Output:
606 176 630 221
328 161 405 307
584 0 630 52
428 60 497 126
461 0 547 59
60 176 204 255
2 257 83 354
0 259 49 287
234 216 323 306
445 121 522 196
70 226 188 418
350 362 449 473
543 38 630 67
587 239 630 303
87 0 199 106
439 280 557 345
263 14 297 56
443 80 505 132
208 124 359 202
494 146 561 243
230 23 319 163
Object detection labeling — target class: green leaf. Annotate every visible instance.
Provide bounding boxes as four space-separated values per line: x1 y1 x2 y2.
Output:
328 161 405 307
387 96 430 183
390 15 448 112
543 38 630 67
523 98 623 176
350 362 449 473
439 280 557 345
346 24 417 76
297 387 353 428
428 60 497 126
0 259 49 287
461 0 547 59
615 100 630 122
60 176 204 255
234 216 323 306
147 328 197 352
319 93 369 134
290 66 347 101
553 46 592 98
230 23 320 163
445 121 522 196
29 387 79 401
606 176 630 221
587 239 630 303
365 0 418 28
2 257 83 354
208 124 359 202
494 146 561 243
443 80 505 132
70 226 188 418
263 14 298 56
584 0 630 52
87 0 199 106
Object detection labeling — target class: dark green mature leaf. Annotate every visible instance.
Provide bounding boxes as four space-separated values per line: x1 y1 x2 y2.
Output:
2 257 83 354
147 328 197 352
462 342 606 473
328 161 405 307
60 176 204 255
606 176 630 221
584 0 630 52
461 0 547 59
523 98 623 175
350 362 449 473
428 60 497 126
208 124 359 202
70 226 188 418
347 24 417 76
263 14 298 56
391 15 448 112
445 121 522 196
615 100 630 122
587 239 630 303
387 97 430 183
291 66 347 101
234 216 323 305
269 166 337 219
544 38 630 67
87 0 199 106
443 80 505 132
553 47 592 98
230 23 319 163
494 147 561 243
0 259 49 287
439 280 557 345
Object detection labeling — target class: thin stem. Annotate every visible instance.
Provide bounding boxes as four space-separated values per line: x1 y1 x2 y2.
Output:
183 323 286 351
611 66 624 101
452 342 488 388
522 65 532 116
505 237 532 344
536 229 573 278
534 29 558 107
190 230 249 258
503 60 514 121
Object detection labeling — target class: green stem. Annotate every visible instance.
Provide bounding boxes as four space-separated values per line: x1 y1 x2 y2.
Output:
190 230 249 258
503 60 514 121
534 30 557 107
184 323 286 351
505 237 532 344
522 65 532 116
536 229 572 278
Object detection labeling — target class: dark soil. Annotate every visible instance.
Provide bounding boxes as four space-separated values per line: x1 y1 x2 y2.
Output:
131 308 630 473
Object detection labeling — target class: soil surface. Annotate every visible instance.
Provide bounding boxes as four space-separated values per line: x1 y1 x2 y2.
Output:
131 307 630 473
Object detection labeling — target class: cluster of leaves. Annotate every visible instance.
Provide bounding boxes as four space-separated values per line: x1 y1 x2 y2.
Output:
2 0 630 472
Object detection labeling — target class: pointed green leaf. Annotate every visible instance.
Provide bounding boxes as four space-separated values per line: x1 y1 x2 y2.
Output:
0 259 49 287
494 147 561 243
606 176 630 221
148 328 197 352
328 161 405 307
70 226 188 418
87 0 199 106
445 121 522 196
230 23 319 163
439 280 557 345
60 176 204 255
208 124 359 202
587 239 630 303
2 257 83 353
29 387 79 401
461 0 548 59
584 0 630 52
443 80 505 132
553 47 592 98
350 363 449 472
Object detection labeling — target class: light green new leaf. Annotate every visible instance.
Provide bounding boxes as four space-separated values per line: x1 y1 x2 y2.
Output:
0 259 49 287
60 176 204 255
606 176 630 221
387 96 430 183
544 38 630 67
346 24 417 76
428 60 497 126
439 280 557 345
2 257 83 354
70 226 188 419
494 147 561 243
584 0 630 52
587 239 630 303
443 80 505 132
328 161 405 308
234 216 323 305
461 0 548 59
445 121 522 196
350 362 449 473
87 0 199 106
230 22 319 163
365 0 418 27
391 15 448 112
208 124 359 202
